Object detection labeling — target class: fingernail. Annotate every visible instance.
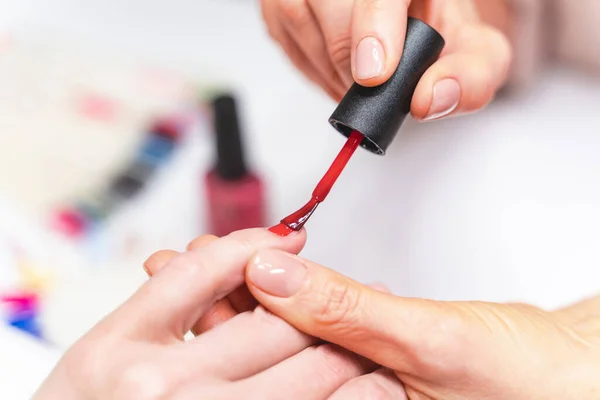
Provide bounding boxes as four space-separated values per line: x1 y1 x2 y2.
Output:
248 250 307 298
423 78 461 121
355 37 385 80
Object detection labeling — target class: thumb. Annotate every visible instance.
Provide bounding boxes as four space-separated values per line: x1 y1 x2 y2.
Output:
246 249 467 373
350 0 408 86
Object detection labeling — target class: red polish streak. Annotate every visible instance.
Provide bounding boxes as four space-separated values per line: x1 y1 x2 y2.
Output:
268 223 294 236
269 130 364 236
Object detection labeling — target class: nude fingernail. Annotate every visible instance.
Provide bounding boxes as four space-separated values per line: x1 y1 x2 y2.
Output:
355 37 385 80
423 78 461 121
248 250 307 298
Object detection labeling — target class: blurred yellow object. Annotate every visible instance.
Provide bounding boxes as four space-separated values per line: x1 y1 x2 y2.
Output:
16 257 55 294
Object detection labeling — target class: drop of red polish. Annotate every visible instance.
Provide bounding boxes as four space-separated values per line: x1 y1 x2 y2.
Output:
269 130 363 236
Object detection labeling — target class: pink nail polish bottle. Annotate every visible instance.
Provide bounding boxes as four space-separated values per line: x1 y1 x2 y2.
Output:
204 94 265 236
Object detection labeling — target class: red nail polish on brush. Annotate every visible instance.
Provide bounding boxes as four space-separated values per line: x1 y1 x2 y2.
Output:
205 94 265 237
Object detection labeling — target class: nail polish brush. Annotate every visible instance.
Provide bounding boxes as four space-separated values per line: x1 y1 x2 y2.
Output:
270 18 445 236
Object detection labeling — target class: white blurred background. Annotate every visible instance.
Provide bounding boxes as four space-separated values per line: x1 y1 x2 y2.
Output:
1 0 600 398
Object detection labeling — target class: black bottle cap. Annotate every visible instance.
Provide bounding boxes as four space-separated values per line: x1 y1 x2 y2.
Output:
212 94 248 180
329 18 445 155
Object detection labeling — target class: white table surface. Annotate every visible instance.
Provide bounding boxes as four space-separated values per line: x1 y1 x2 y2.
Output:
0 325 60 399
2 0 600 395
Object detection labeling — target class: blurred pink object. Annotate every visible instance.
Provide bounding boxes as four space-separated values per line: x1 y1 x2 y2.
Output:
50 208 87 238
76 93 119 121
1 291 39 314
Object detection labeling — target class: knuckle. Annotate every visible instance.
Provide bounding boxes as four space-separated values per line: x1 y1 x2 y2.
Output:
225 231 259 256
279 0 310 26
486 27 512 62
355 0 383 11
312 280 361 330
64 338 106 389
493 34 513 82
187 234 219 250
252 305 286 328
112 361 169 400
314 344 360 383
143 251 161 267
354 379 397 399
409 307 469 375
478 26 513 84
355 0 409 13
142 258 158 275
142 250 172 275
405 386 434 400
328 34 352 67
170 252 205 278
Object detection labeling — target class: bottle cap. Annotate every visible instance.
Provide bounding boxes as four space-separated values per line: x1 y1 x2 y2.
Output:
329 18 445 155
212 94 248 180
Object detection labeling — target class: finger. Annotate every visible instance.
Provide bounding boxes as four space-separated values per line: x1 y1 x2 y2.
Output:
186 234 219 250
328 368 407 400
246 249 464 374
411 24 512 121
118 228 307 339
239 344 374 400
187 237 255 334
262 0 342 100
191 284 257 335
277 0 346 95
350 0 410 86
307 0 355 88
143 235 219 277
185 234 236 334
184 306 315 380
170 384 232 400
228 285 258 312
184 234 236 334
144 236 231 335
279 28 343 101
190 298 238 335
143 250 179 276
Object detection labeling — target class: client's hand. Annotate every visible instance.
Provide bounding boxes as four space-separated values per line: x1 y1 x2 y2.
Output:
244 249 600 399
144 234 409 399
33 229 373 400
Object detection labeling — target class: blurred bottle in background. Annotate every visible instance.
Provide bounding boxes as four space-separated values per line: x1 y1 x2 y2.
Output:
204 94 266 236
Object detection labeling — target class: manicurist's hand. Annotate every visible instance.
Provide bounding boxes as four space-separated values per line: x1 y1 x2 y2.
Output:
33 229 375 400
245 249 600 399
261 0 512 120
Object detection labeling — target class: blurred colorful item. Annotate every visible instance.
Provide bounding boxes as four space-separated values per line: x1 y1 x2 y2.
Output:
0 29 198 225
1 291 42 339
49 115 189 240
0 29 212 267
1 246 54 340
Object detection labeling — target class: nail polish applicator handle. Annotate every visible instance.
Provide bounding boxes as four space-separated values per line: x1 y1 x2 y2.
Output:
329 17 445 155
